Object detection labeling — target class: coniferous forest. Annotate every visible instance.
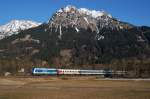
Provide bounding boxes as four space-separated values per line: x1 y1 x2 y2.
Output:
0 23 150 77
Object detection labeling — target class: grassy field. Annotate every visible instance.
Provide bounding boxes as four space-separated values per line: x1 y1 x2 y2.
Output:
0 77 150 99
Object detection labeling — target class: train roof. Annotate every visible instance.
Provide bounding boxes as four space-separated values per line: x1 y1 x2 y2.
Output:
32 68 57 70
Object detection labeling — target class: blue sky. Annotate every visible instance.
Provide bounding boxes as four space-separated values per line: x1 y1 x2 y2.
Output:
0 0 150 26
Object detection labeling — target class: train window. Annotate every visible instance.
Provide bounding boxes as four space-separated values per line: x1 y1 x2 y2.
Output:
35 70 43 72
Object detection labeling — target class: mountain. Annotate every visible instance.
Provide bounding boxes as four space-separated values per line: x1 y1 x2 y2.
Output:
48 5 133 39
0 5 150 70
0 20 41 39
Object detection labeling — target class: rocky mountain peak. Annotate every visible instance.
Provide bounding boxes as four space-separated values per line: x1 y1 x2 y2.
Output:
0 20 41 39
58 5 77 13
48 5 134 39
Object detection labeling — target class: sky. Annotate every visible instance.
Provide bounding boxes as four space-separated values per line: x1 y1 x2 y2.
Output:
0 0 150 26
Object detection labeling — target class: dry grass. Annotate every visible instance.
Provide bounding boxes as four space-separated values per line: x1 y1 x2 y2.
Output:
0 77 150 99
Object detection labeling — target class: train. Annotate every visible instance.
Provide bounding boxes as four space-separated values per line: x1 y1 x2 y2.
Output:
32 68 126 77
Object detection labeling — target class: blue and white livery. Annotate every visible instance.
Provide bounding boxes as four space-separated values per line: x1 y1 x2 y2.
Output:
32 68 57 75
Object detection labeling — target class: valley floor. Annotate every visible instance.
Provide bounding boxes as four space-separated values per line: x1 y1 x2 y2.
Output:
0 77 150 99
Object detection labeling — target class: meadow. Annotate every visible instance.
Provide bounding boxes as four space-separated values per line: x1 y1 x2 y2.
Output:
0 77 150 99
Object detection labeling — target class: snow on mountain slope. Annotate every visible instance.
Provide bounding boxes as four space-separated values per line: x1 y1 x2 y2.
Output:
0 20 41 39
78 8 111 18
48 5 134 39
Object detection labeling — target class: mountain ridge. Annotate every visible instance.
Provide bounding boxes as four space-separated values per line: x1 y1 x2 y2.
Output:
48 5 134 40
0 20 41 39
